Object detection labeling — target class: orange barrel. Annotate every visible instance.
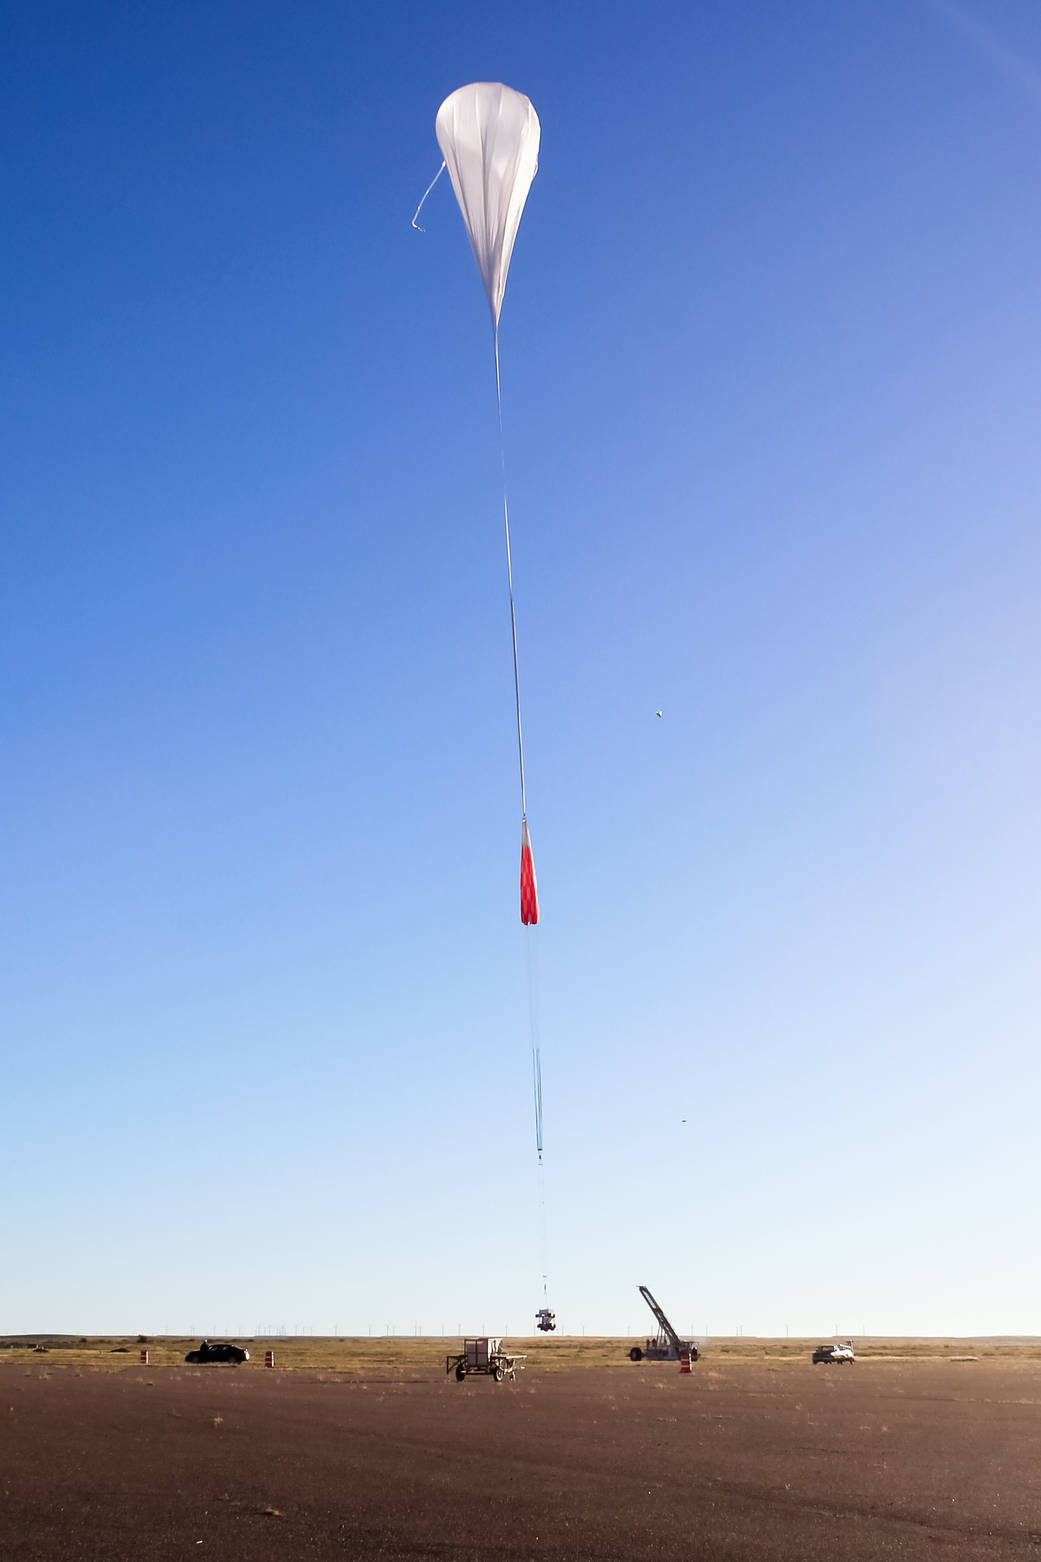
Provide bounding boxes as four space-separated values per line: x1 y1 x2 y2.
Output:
264 1350 275 1368
679 1352 692 1374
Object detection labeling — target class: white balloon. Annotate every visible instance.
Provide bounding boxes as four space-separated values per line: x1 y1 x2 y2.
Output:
435 82 540 328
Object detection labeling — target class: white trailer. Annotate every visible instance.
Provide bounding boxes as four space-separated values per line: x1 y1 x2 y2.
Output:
445 1337 525 1383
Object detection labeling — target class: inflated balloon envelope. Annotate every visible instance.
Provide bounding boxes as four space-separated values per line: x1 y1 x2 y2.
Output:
434 82 540 329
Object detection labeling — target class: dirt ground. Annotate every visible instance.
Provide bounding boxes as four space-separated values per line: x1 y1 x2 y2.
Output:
2 1358 1040 1560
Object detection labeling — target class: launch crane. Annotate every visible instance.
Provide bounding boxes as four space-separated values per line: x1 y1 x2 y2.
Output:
628 1285 699 1363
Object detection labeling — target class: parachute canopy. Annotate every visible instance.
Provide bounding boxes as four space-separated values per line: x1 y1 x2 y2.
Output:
520 817 539 926
435 82 540 328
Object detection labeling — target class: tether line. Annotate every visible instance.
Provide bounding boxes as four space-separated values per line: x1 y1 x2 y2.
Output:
494 325 528 822
526 933 549 1296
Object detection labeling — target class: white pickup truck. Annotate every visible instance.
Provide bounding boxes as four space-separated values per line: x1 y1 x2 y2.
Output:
812 1341 855 1364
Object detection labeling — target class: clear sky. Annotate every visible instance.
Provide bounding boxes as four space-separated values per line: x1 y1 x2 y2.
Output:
2 0 1039 1339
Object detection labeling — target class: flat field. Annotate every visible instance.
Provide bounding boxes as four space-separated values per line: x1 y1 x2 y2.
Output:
2 1339 1040 1560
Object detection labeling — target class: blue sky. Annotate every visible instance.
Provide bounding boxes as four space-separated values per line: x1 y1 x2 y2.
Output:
2 0 1039 1338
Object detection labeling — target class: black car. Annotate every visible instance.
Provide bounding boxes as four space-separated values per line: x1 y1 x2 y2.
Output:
184 1340 250 1365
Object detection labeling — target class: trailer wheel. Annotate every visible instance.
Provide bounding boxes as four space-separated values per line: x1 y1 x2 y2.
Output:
493 1364 505 1382
629 1347 643 1362
455 1364 466 1381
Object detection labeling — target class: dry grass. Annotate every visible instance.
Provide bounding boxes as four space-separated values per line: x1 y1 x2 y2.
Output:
2 1333 1040 1374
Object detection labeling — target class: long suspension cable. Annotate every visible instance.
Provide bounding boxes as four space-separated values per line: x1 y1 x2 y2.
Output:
527 930 544 1162
494 326 528 822
527 933 549 1300
536 1157 549 1303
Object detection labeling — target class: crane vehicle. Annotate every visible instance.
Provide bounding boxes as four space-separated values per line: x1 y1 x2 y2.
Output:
627 1285 699 1363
